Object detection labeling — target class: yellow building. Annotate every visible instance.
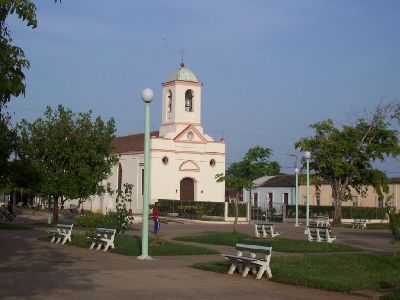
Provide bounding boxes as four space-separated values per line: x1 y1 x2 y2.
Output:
298 177 400 208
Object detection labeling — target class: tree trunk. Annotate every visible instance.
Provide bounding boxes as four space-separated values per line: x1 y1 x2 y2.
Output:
333 197 342 224
52 196 59 224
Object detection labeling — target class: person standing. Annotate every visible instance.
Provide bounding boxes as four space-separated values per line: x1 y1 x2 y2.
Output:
152 202 160 236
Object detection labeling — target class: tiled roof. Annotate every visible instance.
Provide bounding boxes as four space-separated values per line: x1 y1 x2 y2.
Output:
258 175 296 187
112 131 159 154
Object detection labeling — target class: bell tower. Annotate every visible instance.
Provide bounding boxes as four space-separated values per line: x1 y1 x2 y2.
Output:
159 63 202 138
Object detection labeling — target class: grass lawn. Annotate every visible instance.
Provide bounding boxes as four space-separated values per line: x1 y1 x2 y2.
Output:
0 223 33 230
174 232 362 253
192 253 400 293
381 288 400 300
39 234 218 256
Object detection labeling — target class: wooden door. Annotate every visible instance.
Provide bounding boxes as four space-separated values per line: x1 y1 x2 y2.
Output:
180 178 194 201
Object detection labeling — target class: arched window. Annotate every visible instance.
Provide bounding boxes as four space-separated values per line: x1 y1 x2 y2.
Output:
167 90 172 112
185 89 193 112
117 164 122 191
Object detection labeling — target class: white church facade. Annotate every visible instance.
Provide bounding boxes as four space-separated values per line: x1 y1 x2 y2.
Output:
86 64 226 214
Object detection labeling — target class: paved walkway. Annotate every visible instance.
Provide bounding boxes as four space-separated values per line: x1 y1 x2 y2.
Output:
0 228 366 300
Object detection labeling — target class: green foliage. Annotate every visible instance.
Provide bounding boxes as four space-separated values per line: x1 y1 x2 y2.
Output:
381 289 400 300
40 234 218 256
177 205 204 218
386 195 400 250
216 146 280 193
0 0 60 111
227 203 247 217
193 254 400 293
174 232 361 252
74 212 117 229
0 117 15 188
295 105 400 223
0 0 37 110
17 105 117 223
114 183 134 235
216 146 279 231
174 232 249 246
158 199 225 217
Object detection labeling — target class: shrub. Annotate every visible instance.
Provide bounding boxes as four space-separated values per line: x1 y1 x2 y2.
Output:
228 203 247 217
177 205 205 219
114 183 134 235
158 199 225 217
74 212 117 229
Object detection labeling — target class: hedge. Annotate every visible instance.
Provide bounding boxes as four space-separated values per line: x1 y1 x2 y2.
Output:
158 199 225 217
228 203 247 218
285 205 387 220
158 199 248 219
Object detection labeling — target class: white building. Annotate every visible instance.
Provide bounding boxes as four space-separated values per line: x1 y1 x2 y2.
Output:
85 63 226 214
243 174 296 214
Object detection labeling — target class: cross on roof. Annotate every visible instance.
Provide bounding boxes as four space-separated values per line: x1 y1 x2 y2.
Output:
179 47 186 67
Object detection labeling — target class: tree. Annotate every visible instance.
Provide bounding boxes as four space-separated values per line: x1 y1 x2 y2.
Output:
17 105 117 223
216 146 280 232
295 104 400 224
385 194 400 254
0 1 59 113
0 115 15 188
1 0 37 112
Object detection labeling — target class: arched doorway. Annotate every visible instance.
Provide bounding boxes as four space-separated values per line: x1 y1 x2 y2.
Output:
180 177 194 201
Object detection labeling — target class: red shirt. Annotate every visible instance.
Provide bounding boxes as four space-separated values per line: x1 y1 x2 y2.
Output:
152 206 160 221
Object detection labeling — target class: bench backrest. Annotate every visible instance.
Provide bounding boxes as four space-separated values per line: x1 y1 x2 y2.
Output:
56 224 73 233
308 227 318 238
96 228 116 240
235 243 272 259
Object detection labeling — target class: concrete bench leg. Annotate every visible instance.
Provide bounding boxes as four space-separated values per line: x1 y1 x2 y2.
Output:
96 243 102 250
256 265 272 279
90 242 96 249
103 243 110 252
50 236 56 243
242 265 251 277
228 263 243 275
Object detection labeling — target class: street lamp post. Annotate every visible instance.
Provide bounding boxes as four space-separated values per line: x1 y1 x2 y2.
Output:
294 167 299 227
138 88 153 261
304 151 311 233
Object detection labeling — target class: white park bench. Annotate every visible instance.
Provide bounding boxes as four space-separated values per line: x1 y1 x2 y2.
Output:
88 228 116 252
313 216 330 227
48 224 73 245
254 224 280 238
221 242 272 279
352 219 367 229
307 226 337 243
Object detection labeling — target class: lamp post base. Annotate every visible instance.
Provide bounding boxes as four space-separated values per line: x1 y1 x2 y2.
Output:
294 224 299 227
304 228 309 234
137 255 153 260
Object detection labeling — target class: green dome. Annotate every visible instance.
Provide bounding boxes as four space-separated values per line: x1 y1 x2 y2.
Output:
166 65 199 82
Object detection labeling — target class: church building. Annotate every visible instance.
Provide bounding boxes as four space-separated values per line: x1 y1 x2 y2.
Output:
95 63 226 213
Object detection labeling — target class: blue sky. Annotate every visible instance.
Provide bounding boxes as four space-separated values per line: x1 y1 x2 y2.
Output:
5 0 400 175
